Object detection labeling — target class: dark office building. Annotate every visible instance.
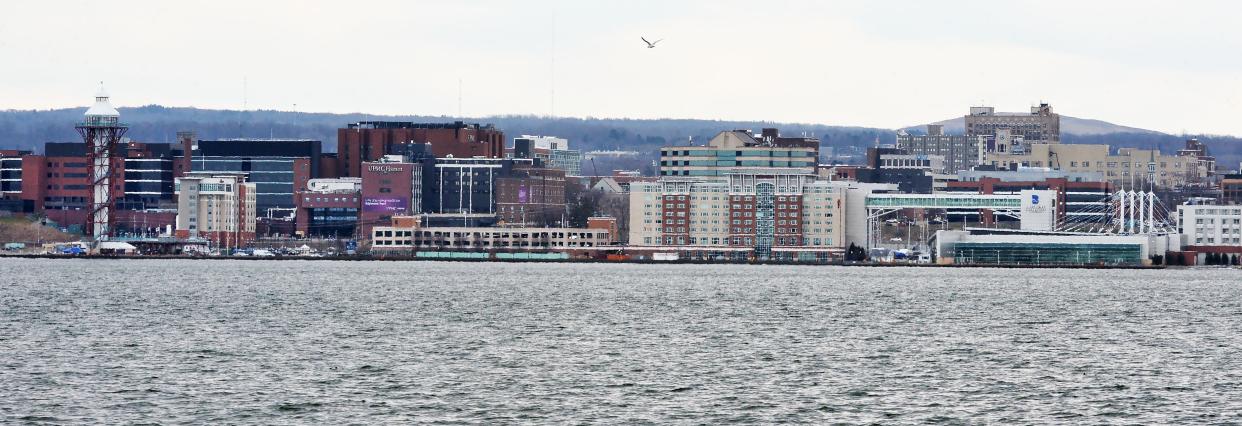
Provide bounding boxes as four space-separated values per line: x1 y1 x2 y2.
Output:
191 139 323 214
1223 174 1242 205
119 141 177 211
853 147 934 193
0 150 34 213
422 158 545 216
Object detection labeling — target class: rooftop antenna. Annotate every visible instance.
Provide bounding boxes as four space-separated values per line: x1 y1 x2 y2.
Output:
458 78 463 118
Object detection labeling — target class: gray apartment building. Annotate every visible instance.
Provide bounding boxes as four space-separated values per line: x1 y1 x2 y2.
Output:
898 103 1061 173
965 103 1060 155
895 124 984 173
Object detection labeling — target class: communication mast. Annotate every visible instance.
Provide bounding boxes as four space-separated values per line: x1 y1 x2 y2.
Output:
74 83 128 242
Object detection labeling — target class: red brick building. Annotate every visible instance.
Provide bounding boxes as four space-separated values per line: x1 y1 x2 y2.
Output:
294 178 362 238
495 165 567 226
40 143 106 227
587 216 618 241
360 162 421 238
337 121 504 177
660 193 691 244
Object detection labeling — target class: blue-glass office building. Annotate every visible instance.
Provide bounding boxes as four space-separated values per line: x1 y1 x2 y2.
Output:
192 139 322 214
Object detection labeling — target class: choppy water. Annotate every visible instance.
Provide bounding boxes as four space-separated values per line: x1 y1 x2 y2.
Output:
2 259 1242 424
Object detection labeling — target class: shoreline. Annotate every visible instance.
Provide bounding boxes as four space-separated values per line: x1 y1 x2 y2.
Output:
0 253 1169 269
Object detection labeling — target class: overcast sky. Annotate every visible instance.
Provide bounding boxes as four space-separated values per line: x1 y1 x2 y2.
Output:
2 0 1240 135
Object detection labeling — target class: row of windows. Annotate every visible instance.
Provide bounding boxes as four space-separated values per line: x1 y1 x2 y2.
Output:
45 162 88 168
661 150 815 157
1067 160 1181 169
311 215 357 222
376 229 605 240
1194 237 1242 245
644 217 833 226
45 172 90 178
661 160 815 167
1192 218 1242 224
45 184 90 190
1188 209 1242 216
660 169 818 176
303 196 359 203
646 236 835 246
374 238 602 248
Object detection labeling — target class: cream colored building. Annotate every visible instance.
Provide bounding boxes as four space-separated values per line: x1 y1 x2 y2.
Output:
370 225 614 250
627 173 846 250
983 143 1200 188
175 173 258 246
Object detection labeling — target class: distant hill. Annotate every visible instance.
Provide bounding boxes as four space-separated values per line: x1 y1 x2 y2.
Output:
1 105 1238 172
903 115 1162 136
0 105 893 174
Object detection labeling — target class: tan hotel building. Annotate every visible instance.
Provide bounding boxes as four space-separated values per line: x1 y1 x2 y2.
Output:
628 173 845 258
983 143 1202 189
175 172 258 248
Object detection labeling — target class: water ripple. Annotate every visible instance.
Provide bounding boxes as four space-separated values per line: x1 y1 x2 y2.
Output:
2 259 1241 423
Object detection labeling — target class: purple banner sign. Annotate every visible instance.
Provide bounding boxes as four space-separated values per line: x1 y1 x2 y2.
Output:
363 197 408 213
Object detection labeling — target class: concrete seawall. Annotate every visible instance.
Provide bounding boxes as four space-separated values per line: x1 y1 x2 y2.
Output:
0 253 1167 269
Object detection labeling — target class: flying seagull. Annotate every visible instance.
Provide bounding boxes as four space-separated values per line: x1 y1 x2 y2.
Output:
642 37 663 48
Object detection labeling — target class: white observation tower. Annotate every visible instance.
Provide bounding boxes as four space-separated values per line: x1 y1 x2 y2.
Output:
75 83 128 242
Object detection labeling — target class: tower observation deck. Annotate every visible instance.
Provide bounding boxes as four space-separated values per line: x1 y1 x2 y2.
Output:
74 84 128 242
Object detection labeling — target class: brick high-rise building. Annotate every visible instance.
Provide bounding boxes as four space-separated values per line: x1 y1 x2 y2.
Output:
360 161 421 239
294 178 362 238
337 121 504 177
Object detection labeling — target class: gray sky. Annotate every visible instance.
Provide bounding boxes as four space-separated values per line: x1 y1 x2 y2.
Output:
2 0 1240 135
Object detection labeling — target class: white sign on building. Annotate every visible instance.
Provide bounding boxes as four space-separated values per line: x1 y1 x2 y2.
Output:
1019 189 1057 231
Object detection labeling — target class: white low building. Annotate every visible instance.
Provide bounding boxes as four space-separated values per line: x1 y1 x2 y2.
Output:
371 224 615 250
1175 204 1242 264
1177 204 1242 246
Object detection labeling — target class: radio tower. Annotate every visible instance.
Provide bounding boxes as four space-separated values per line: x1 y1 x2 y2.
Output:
75 83 128 243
